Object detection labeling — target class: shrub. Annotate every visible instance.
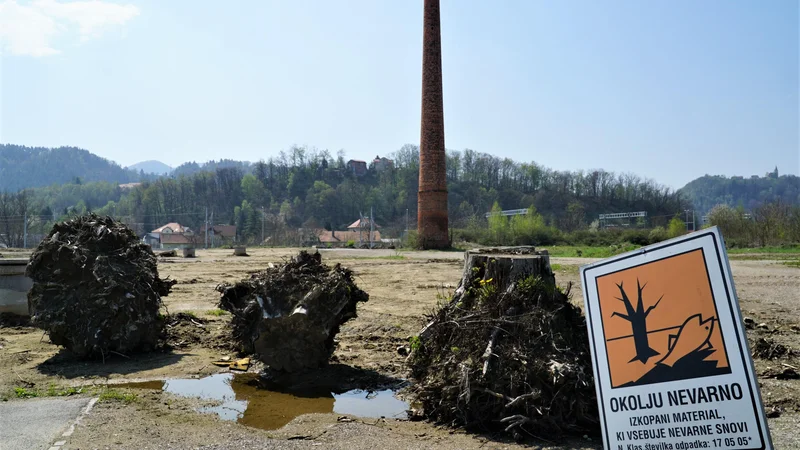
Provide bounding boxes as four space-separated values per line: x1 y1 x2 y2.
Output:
667 216 686 239
648 226 667 243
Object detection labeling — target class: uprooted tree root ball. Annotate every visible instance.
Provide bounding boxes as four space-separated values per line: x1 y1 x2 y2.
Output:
407 250 599 441
26 214 176 358
216 250 368 373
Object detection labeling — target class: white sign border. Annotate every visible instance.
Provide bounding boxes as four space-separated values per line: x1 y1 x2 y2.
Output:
579 226 774 450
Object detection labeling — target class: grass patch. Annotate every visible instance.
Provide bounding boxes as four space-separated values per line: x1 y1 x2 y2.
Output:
46 384 82 397
14 387 38 398
728 254 799 261
550 263 579 274
182 311 198 319
205 309 228 316
728 246 800 254
12 385 84 399
782 260 800 268
543 244 640 258
99 389 137 404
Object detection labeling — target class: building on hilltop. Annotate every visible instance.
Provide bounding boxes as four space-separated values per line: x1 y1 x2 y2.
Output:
346 160 368 177
767 166 779 179
372 155 394 173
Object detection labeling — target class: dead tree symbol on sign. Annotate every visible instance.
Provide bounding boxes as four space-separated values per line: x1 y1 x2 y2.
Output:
612 279 663 364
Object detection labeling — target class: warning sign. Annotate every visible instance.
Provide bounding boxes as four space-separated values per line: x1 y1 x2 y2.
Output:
580 227 773 450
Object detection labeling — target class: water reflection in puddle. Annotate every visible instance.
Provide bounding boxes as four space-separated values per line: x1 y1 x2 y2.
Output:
121 373 408 430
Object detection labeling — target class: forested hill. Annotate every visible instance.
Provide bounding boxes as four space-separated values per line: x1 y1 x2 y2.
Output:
0 144 143 191
11 144 688 244
128 160 172 175
679 170 800 217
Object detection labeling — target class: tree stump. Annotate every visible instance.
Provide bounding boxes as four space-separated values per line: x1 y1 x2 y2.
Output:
216 251 369 373
420 246 554 341
407 245 598 438
456 247 552 294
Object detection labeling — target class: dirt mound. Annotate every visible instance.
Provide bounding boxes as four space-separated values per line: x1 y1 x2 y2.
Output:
26 214 177 358
160 313 231 350
752 337 795 360
216 250 369 373
0 312 31 328
407 253 598 441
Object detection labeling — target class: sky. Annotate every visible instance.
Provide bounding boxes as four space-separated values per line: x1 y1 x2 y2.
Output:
0 0 797 189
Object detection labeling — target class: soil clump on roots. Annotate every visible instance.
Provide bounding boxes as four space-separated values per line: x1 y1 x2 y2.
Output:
407 249 599 442
26 214 176 358
216 250 368 373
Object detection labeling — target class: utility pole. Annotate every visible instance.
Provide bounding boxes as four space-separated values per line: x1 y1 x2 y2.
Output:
261 206 265 245
205 207 208 249
23 213 27 249
370 206 374 249
405 208 409 246
210 211 214 247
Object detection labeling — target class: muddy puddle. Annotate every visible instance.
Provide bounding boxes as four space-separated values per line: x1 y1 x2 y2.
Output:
120 373 409 430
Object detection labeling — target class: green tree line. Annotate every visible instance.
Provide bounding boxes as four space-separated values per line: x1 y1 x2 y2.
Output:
2 144 691 246
706 202 800 247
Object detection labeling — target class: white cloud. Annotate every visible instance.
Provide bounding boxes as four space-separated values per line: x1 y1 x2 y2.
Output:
0 0 139 56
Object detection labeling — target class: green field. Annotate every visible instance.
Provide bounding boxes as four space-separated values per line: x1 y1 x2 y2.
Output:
727 246 800 254
540 244 800 260
540 244 641 258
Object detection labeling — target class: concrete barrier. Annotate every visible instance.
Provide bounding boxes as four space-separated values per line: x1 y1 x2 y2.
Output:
0 258 32 316
182 248 196 258
233 247 247 256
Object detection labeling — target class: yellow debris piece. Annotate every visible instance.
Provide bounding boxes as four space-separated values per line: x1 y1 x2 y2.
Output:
230 358 251 371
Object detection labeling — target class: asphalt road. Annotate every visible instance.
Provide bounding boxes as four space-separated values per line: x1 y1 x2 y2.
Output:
0 397 92 450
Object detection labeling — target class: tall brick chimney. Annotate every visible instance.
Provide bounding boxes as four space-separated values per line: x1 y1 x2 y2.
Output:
417 0 449 249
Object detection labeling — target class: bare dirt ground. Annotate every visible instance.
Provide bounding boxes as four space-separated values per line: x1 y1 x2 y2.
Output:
1 247 798 449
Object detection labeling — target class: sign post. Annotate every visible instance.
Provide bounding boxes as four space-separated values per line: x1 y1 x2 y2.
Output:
580 226 773 450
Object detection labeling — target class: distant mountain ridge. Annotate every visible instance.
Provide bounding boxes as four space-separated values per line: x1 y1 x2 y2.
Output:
128 160 172 175
0 144 141 192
